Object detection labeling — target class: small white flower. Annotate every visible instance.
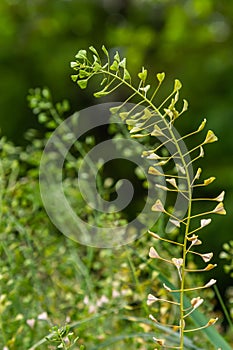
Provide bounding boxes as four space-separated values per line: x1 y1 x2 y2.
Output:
112 290 120 298
97 295 109 307
26 318 36 328
38 311 48 320
83 295 89 305
88 304 97 314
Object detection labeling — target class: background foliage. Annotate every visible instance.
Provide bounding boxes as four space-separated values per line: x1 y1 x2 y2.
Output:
0 0 232 348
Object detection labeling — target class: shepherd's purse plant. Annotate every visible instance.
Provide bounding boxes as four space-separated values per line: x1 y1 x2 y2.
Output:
70 46 230 349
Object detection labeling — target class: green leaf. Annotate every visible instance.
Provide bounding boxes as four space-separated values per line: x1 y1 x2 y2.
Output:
78 79 88 89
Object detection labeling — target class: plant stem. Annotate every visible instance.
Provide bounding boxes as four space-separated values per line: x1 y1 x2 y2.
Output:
179 201 192 349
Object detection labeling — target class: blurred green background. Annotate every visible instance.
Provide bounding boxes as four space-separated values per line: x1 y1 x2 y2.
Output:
0 0 232 288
